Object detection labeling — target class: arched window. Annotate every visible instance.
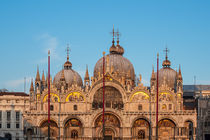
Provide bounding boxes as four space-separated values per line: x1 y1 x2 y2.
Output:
50 105 54 111
138 104 142 110
162 104 167 110
5 133 12 140
74 105 77 111
71 130 78 138
138 130 145 139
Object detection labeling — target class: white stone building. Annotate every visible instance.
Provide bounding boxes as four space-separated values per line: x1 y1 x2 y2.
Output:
0 92 29 140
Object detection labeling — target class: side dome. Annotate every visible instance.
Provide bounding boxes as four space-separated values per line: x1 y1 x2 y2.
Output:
158 67 177 89
53 53 83 88
94 32 135 82
157 52 178 89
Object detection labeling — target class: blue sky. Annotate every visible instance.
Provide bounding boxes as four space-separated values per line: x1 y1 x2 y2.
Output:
0 0 210 92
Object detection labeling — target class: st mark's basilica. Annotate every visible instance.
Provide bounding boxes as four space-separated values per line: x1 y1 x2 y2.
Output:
20 29 197 140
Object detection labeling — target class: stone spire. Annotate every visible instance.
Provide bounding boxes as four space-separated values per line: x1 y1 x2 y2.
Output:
35 66 41 81
42 71 45 82
178 65 182 80
30 79 34 92
151 65 156 80
84 65 90 82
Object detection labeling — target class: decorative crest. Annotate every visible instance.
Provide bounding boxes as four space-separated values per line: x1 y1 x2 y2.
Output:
116 29 121 45
66 44 70 61
110 25 117 45
164 46 169 60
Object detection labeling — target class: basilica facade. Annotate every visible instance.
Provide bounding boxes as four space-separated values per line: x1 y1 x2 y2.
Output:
23 32 197 140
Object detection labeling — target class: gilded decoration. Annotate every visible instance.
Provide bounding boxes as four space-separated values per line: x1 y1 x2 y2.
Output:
95 113 120 127
159 92 172 102
158 119 175 127
130 92 150 102
43 93 60 102
65 119 82 127
65 92 85 102
133 119 149 127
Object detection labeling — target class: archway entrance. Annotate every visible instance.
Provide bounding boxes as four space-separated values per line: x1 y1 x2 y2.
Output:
94 113 121 139
26 128 33 140
131 118 150 139
64 118 83 140
158 119 176 140
39 120 58 139
5 133 12 140
184 120 193 140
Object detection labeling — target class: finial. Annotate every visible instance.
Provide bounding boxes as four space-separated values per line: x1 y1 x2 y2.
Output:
164 46 169 60
103 51 106 56
66 44 70 61
162 47 171 67
116 29 121 45
48 50 50 56
110 25 116 45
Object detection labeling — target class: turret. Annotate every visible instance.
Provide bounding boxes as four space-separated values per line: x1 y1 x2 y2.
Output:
30 79 34 101
84 65 90 86
35 66 41 93
41 71 46 91
177 65 183 91
150 65 156 89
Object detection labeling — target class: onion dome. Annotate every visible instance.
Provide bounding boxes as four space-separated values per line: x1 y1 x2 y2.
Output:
157 48 177 89
94 28 135 82
53 47 83 88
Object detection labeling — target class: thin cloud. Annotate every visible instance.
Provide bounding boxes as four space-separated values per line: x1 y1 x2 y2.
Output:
4 77 32 92
37 33 61 64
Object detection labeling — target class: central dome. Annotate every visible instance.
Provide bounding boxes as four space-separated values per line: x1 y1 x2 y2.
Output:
94 54 135 81
93 33 135 82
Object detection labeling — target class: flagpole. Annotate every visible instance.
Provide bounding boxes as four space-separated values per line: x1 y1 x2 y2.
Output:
156 53 159 140
48 50 51 140
102 51 105 139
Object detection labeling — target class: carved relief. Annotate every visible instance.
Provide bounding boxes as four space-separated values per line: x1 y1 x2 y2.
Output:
159 93 172 102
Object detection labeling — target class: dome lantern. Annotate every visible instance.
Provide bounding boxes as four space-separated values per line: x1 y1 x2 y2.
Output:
162 47 171 67
53 46 83 88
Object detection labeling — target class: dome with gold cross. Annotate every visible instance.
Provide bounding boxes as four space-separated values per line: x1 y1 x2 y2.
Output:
53 47 83 88
94 28 135 84
156 48 179 89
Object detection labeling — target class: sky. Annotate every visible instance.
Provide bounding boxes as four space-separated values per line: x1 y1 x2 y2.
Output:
0 0 210 92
